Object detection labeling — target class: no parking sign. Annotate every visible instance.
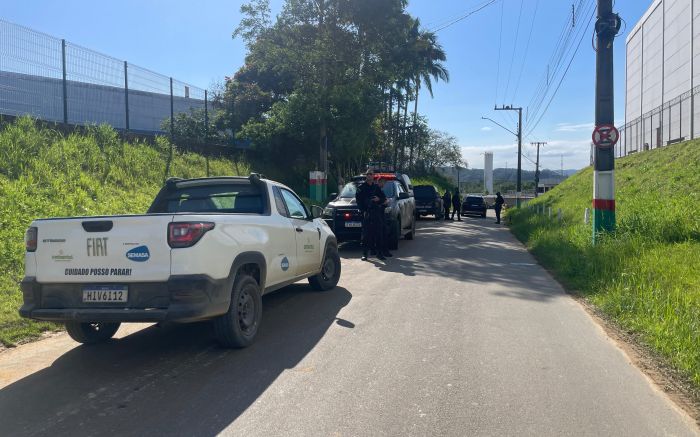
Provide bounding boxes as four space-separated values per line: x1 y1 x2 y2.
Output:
592 124 619 148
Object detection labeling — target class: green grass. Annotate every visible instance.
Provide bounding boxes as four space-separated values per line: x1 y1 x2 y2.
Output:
0 117 249 346
508 140 700 387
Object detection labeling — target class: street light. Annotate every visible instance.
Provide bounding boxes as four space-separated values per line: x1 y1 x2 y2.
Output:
481 117 517 137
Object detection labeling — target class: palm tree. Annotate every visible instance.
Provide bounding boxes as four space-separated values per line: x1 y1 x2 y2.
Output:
408 23 449 169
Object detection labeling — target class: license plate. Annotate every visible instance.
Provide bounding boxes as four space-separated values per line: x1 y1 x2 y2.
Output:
345 222 362 228
83 285 128 303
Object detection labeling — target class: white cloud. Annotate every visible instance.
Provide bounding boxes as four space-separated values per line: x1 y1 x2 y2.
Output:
556 122 594 132
480 126 493 131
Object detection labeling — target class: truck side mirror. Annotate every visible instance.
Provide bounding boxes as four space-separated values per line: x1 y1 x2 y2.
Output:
311 205 324 219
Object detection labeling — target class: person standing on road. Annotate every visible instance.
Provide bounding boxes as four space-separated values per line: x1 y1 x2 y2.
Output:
494 192 505 224
451 188 462 221
442 189 451 220
356 170 387 261
376 178 392 258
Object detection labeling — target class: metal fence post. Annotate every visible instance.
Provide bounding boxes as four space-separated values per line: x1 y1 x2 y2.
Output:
61 39 68 125
124 61 129 131
204 89 209 137
170 77 174 138
204 89 209 177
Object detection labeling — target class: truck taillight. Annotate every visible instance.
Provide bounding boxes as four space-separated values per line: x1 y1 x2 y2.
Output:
25 227 38 252
168 222 215 248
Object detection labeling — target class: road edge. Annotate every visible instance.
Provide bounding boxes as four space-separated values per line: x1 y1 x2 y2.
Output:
506 225 700 429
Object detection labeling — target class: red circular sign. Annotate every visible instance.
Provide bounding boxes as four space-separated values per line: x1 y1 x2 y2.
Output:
592 124 619 148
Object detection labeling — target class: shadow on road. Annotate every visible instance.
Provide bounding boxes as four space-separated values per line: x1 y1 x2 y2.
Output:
0 285 352 436
338 214 563 303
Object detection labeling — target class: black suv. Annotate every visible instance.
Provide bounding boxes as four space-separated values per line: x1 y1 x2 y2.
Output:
413 185 443 219
461 195 488 218
323 174 416 249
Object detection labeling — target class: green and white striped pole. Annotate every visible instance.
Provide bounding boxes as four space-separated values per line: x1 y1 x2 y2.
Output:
592 0 621 243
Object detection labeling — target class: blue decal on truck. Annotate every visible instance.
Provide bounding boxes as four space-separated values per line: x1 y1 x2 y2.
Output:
281 257 289 271
126 245 150 262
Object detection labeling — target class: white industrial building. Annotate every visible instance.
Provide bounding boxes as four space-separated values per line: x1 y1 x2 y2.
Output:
620 0 700 157
483 152 494 194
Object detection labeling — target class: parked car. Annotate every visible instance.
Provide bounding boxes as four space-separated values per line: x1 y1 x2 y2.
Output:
324 172 416 249
461 194 488 218
413 185 443 219
20 174 340 348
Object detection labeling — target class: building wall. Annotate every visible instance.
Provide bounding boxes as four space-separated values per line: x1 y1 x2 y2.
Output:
624 0 700 154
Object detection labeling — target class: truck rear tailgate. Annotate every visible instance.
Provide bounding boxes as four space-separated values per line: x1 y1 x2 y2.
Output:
33 215 173 283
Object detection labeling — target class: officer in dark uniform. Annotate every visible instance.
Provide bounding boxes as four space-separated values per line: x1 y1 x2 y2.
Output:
494 191 505 224
442 189 451 220
451 188 462 221
356 170 387 261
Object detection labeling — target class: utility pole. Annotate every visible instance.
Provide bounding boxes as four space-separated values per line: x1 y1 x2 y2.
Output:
531 142 546 197
495 105 522 207
592 0 621 242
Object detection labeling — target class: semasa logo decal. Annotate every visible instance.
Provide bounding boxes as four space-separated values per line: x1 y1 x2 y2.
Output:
126 245 150 262
281 257 289 271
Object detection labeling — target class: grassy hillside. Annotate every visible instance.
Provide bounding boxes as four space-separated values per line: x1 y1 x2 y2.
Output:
509 140 700 388
0 117 249 346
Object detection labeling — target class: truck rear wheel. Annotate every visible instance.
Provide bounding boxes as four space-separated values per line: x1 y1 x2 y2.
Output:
213 273 262 348
65 321 120 344
309 247 341 291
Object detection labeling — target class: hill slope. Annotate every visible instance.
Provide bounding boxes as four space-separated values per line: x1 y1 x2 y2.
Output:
509 140 700 389
0 118 249 345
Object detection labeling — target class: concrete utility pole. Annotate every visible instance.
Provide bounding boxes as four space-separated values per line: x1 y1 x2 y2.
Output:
495 105 523 207
592 0 621 242
531 142 546 197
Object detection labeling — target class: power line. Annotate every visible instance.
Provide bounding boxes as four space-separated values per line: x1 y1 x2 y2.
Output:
525 2 596 137
511 0 539 102
494 0 505 105
431 0 499 33
526 0 594 129
503 0 525 101
526 0 589 113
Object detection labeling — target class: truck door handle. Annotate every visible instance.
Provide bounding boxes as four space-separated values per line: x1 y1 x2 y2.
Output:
295 227 303 232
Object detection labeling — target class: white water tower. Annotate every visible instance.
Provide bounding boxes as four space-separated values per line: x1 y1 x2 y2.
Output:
484 152 494 194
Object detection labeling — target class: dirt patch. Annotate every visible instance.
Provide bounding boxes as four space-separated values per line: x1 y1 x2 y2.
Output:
573 296 700 427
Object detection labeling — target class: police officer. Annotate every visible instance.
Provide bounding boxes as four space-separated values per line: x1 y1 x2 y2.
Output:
451 188 462 221
376 177 392 258
356 170 387 261
494 191 505 224
442 189 451 220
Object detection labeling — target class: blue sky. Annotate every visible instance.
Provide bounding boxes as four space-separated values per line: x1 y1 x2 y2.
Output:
3 0 651 170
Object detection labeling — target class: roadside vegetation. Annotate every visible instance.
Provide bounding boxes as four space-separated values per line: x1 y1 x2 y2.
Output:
508 140 700 388
169 0 463 191
0 117 249 346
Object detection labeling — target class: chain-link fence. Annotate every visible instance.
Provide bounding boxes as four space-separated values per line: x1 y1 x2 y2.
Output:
617 85 700 158
0 19 207 134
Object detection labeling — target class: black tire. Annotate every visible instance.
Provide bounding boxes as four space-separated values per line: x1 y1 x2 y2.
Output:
482 212 487 218
65 321 120 344
213 273 262 348
388 219 400 250
309 247 341 291
405 216 415 240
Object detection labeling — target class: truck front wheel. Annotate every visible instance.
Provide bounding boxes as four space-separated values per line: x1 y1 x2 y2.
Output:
65 321 120 344
213 273 262 348
309 247 341 291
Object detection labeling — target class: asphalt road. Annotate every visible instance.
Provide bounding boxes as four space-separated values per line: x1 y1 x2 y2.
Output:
0 212 698 436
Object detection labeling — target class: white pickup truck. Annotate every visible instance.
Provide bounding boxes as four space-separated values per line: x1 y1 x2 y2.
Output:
20 174 341 348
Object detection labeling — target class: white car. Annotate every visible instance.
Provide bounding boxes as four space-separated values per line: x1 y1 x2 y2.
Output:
20 174 341 348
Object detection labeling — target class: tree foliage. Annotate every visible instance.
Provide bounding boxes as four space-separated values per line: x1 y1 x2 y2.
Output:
219 0 461 188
